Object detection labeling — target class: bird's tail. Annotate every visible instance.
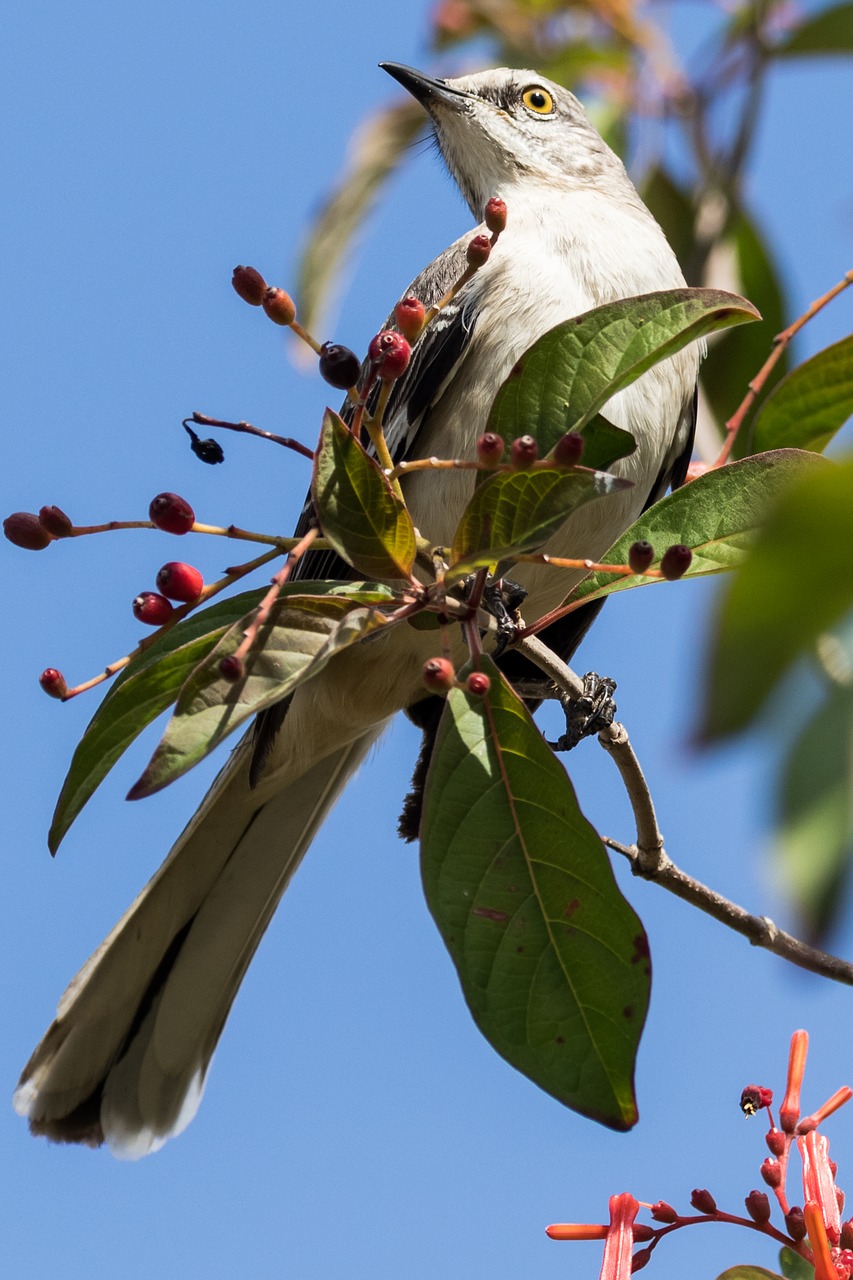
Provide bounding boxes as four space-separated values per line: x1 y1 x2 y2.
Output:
13 728 380 1158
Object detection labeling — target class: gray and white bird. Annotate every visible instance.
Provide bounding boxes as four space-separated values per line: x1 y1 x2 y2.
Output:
14 63 699 1157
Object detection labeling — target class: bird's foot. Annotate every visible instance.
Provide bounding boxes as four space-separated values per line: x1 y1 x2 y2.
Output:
549 672 617 751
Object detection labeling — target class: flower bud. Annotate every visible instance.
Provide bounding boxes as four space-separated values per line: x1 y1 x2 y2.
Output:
38 505 73 537
766 1129 786 1157
466 672 491 697
132 591 175 626
4 511 53 551
628 540 655 574
690 1189 717 1215
552 431 584 467
467 233 491 268
262 286 297 326
840 1218 853 1250
745 1190 771 1224
149 492 195 535
367 330 411 382
156 561 204 603
650 1202 678 1224
231 265 268 306
476 432 505 467
395 296 426 342
39 668 67 699
319 342 361 391
760 1159 782 1189
660 543 692 580
422 657 455 692
631 1245 653 1273
785 1206 807 1241
511 435 538 468
219 655 245 683
484 196 507 235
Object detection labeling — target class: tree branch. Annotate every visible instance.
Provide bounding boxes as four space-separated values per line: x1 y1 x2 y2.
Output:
515 635 853 989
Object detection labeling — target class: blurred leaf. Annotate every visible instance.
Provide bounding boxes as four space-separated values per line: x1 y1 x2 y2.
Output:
448 465 632 581
640 167 696 271
487 289 759 448
774 3 853 55
296 98 426 336
48 588 263 852
420 656 650 1129
129 590 395 797
701 456 853 741
701 208 790 449
775 679 853 943
565 449 821 608
752 334 853 455
779 1247 815 1280
313 408 417 580
716 1269 787 1280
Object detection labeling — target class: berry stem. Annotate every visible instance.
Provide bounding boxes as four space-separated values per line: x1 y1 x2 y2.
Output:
186 413 315 460
288 318 323 355
513 553 664 580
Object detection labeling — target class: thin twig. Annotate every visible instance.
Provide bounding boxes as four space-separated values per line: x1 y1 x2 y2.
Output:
515 636 853 988
232 527 319 662
187 413 315 460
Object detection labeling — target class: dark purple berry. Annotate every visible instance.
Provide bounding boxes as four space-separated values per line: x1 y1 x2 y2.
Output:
319 342 361 390
552 432 584 467
628 540 655 574
219 655 245 682
660 544 693 580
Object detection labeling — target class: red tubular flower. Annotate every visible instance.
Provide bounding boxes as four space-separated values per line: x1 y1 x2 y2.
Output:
805 1201 841 1280
800 1131 842 1244
598 1193 640 1280
804 1087 853 1131
781 1030 809 1133
546 1224 608 1241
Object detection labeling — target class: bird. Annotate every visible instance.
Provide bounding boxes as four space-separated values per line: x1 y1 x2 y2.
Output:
14 62 699 1157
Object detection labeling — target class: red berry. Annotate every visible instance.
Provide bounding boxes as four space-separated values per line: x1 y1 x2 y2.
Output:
39 667 67 699
660 543 693 580
466 233 491 268
476 432 505 467
552 432 584 466
318 342 361 390
132 592 174 626
367 330 411 381
466 672 491 697
219 655 245 682
4 511 53 551
511 435 538 468
422 657 455 692
38 505 73 537
628 540 655 574
262 286 296 326
156 561 204 602
690 1189 717 1215
149 492 195 535
231 265 268 306
484 197 507 235
395 296 426 342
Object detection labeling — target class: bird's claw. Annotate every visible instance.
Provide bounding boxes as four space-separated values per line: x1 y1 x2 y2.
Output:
549 672 617 751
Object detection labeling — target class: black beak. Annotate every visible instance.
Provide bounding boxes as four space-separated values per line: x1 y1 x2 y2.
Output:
380 62 469 109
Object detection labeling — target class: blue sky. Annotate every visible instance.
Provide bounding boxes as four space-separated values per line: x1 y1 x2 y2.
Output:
3 2 853 1278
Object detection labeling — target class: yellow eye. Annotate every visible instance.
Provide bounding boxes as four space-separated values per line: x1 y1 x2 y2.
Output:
522 86 555 115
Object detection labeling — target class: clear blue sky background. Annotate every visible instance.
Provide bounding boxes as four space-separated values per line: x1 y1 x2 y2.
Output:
3 3 852 1278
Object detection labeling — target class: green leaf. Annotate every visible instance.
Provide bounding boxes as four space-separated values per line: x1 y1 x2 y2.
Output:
487 288 759 446
48 589 264 853
774 2 853 55
295 98 426 336
640 166 696 272
701 456 853 740
775 680 853 943
129 590 395 797
779 1246 815 1280
448 465 632 581
420 657 650 1130
700 207 790 452
565 449 822 609
716 1269 788 1280
312 408 417 580
752 334 853 455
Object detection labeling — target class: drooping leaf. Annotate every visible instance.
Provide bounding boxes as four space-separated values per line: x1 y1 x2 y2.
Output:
775 678 853 943
295 98 426 336
312 408 417 580
448 464 632 581
564 449 822 609
129 590 396 797
701 207 790 450
487 288 759 449
774 2 853 55
48 588 264 852
752 334 853 455
701 456 853 740
420 657 650 1130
